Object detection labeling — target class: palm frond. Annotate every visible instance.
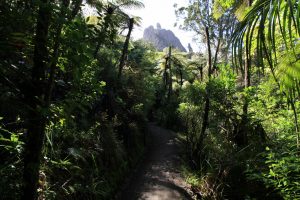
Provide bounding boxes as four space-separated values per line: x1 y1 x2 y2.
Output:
116 0 144 9
132 16 142 27
232 0 300 84
277 43 300 90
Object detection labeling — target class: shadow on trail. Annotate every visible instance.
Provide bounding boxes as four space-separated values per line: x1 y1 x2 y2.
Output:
132 178 193 200
119 123 193 200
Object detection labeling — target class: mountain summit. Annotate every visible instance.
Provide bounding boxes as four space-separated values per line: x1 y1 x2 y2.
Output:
143 23 186 52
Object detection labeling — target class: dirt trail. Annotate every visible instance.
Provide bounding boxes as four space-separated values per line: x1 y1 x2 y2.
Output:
119 123 193 200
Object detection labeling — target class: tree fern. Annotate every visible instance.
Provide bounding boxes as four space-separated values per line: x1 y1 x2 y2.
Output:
115 0 144 9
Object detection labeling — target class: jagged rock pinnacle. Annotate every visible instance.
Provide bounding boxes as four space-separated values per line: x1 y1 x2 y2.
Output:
143 24 187 52
156 23 161 29
188 43 193 53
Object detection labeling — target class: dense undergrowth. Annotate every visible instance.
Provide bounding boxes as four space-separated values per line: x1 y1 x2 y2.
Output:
1 0 300 199
161 65 300 199
0 34 157 198
0 1 158 198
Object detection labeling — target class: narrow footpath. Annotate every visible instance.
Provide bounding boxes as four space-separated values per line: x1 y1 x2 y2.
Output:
119 123 193 200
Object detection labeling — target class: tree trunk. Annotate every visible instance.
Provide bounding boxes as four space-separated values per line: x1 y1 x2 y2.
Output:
213 18 223 74
198 26 212 158
238 35 251 147
93 14 111 58
163 57 168 90
198 65 203 81
22 1 51 199
45 0 71 106
248 0 253 6
167 46 172 99
289 91 300 148
179 68 183 87
118 18 134 79
213 37 221 73
235 0 253 147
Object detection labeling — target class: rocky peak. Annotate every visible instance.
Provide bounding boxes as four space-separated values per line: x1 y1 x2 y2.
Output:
143 24 186 52
156 23 162 30
188 43 193 53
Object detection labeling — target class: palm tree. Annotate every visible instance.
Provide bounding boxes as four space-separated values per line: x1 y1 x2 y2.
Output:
92 0 144 58
118 16 142 79
105 0 144 55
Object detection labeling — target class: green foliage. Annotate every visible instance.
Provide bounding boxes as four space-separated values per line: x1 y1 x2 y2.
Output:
180 80 205 105
42 118 130 199
213 0 235 19
0 0 155 199
178 0 300 199
2 0 300 199
276 43 300 91
232 0 300 96
264 147 300 199
244 75 300 199
249 77 292 134
177 65 239 171
247 145 300 199
0 120 24 199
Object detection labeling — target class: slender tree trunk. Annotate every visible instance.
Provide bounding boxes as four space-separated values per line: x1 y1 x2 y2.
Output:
94 43 101 59
291 101 299 148
244 49 251 89
243 0 252 89
179 68 183 87
22 1 51 199
198 65 203 81
164 57 168 90
224 15 231 63
45 25 62 105
93 15 111 58
212 21 222 73
248 0 253 6
213 18 223 75
289 90 300 148
118 18 134 79
198 27 212 158
235 0 252 147
213 38 221 73
238 29 251 146
167 46 172 99
237 50 250 147
45 0 71 105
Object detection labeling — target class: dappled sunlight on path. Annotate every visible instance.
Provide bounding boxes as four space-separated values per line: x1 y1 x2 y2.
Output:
119 124 193 200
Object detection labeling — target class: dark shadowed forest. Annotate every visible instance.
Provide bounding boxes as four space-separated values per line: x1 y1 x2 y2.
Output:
1 0 300 199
